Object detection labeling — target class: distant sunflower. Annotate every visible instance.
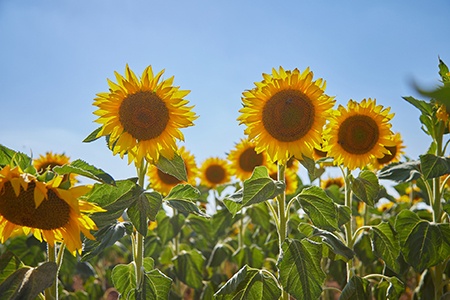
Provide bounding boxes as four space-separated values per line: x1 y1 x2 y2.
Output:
371 132 405 169
33 152 77 183
268 165 298 195
0 165 104 255
238 67 335 164
147 146 198 195
199 157 231 188
324 99 394 170
93 65 198 164
320 176 345 189
228 139 268 181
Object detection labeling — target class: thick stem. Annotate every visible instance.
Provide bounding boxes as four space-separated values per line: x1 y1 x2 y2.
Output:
134 159 147 289
343 168 354 282
45 244 58 300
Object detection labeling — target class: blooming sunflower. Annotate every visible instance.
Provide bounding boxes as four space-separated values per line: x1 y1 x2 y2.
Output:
147 146 198 195
0 165 104 255
268 165 298 195
324 99 395 170
93 65 198 164
199 157 231 189
320 176 345 189
371 132 406 169
238 67 335 164
227 138 268 181
33 151 77 183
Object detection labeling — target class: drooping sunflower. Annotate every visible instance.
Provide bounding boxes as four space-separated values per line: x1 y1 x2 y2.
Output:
199 157 232 189
371 132 406 169
227 138 268 181
324 99 395 170
238 67 335 164
268 165 298 195
0 165 104 255
147 146 198 195
93 65 198 164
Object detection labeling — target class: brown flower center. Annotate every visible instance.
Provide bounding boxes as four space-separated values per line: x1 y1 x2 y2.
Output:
338 115 379 154
119 91 169 141
239 147 264 172
157 169 182 186
0 182 71 230
376 145 397 165
205 165 226 184
262 89 315 142
314 148 328 159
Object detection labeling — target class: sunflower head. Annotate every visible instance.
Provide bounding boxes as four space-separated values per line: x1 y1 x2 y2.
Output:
320 176 345 190
238 67 335 164
228 138 268 181
324 99 395 170
33 152 77 184
199 157 232 189
371 132 406 169
93 65 198 164
148 146 199 195
0 165 104 255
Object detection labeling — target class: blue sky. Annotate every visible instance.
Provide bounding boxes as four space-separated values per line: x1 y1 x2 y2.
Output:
1 1 449 182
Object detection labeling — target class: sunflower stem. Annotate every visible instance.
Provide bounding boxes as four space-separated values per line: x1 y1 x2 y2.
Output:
343 167 354 283
45 243 58 300
134 159 147 290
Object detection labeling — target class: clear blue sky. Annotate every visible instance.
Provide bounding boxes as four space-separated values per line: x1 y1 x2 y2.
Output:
1 0 449 182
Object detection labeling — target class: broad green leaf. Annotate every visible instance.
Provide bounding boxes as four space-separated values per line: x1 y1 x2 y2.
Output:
370 222 400 273
156 214 185 245
166 199 209 218
143 192 163 221
173 249 205 290
402 96 433 116
223 190 244 216
4 235 46 267
0 252 23 284
351 170 380 207
111 262 136 299
54 159 115 185
138 269 172 300
0 262 57 300
299 155 325 182
164 184 208 217
0 144 32 171
420 154 450 179
353 231 377 265
296 186 340 231
339 276 370 300
395 210 443 272
242 166 285 206
155 152 187 181
247 202 272 232
214 265 281 300
127 194 153 236
207 243 233 267
82 126 102 143
336 204 352 228
438 57 450 83
416 83 450 112
311 227 354 260
82 221 133 261
377 161 421 183
88 179 142 228
233 245 265 269
278 238 325 300
211 208 234 238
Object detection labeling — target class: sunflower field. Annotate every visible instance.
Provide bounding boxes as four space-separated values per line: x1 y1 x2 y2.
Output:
1 58 450 300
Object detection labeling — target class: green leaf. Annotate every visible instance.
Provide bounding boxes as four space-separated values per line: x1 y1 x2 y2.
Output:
299 155 325 182
336 204 352 228
82 221 133 261
420 154 450 179
402 96 433 116
173 249 205 290
88 179 141 228
353 231 377 265
233 245 265 269
351 170 380 207
82 126 103 143
0 262 57 300
311 227 354 260
166 199 209 218
138 269 172 300
395 210 444 272
214 265 281 300
223 190 244 216
127 192 162 236
54 159 115 185
438 57 450 83
111 262 136 299
247 202 272 232
155 152 187 181
278 238 325 300
0 252 23 284
164 184 208 217
377 161 422 183
339 276 371 300
242 166 285 206
0 144 32 171
296 186 340 231
370 222 401 273
207 243 233 267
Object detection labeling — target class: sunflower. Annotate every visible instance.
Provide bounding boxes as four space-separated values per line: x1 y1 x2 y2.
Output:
93 65 198 164
320 176 345 189
147 146 198 195
324 99 395 170
0 165 104 255
268 165 298 195
33 152 77 183
238 67 335 164
227 138 268 181
371 132 406 169
199 157 231 189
